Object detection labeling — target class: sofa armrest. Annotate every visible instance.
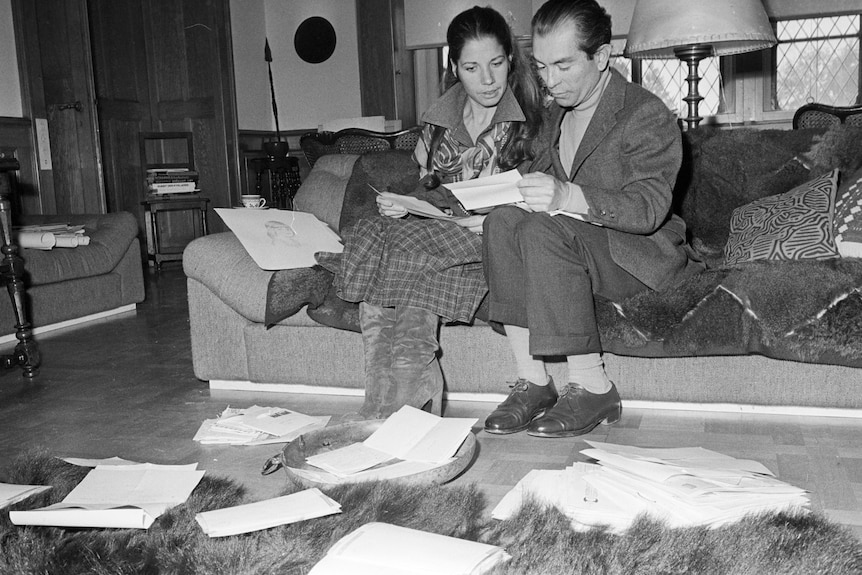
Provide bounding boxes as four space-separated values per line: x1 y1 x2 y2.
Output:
183 232 273 323
16 212 140 285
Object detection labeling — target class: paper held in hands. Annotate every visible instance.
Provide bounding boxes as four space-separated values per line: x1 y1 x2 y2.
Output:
443 169 523 211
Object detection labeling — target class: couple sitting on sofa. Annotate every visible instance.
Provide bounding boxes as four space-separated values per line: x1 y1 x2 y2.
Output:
317 0 704 438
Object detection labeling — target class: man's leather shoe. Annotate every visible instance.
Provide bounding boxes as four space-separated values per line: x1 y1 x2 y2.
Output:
484 378 558 434
527 383 621 438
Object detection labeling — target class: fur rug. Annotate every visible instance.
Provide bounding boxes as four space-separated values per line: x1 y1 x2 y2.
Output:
4 451 860 575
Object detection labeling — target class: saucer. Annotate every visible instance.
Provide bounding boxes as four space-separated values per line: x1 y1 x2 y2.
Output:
236 206 269 210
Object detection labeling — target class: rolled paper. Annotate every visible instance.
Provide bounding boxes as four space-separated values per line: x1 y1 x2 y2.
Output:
53 234 80 248
16 232 56 250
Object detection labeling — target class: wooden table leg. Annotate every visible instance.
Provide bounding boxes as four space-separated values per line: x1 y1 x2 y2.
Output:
0 163 40 377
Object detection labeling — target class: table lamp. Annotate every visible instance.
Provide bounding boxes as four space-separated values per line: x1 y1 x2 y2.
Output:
624 0 777 130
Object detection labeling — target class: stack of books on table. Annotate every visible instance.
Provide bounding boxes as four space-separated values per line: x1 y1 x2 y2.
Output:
193 405 330 445
492 440 809 532
146 168 199 195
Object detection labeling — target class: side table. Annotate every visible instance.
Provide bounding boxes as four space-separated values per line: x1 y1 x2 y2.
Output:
141 194 209 269
0 158 40 377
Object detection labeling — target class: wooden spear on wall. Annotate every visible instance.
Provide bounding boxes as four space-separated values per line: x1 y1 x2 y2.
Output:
263 38 288 157
265 38 281 142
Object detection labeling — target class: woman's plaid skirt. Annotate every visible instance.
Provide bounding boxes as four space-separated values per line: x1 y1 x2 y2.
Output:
316 217 486 323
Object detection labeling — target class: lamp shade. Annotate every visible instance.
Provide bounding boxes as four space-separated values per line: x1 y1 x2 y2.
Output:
624 0 777 59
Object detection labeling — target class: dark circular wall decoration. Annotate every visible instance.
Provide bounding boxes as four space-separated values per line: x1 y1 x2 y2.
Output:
294 16 337 64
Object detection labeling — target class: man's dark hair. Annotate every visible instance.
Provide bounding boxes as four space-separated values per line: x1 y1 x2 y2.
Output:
532 0 612 59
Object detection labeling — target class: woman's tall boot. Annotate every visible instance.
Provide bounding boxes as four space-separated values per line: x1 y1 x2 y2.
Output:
356 302 397 419
388 306 444 417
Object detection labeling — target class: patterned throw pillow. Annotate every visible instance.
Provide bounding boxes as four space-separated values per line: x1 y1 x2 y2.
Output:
724 169 839 264
833 165 862 258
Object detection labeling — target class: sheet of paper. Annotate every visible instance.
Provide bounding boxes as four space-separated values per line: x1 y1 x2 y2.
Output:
61 456 141 467
0 483 51 510
362 406 476 464
9 464 204 529
377 192 454 220
444 169 523 211
305 442 394 476
195 488 341 537
549 210 604 226
308 522 510 575
215 208 343 270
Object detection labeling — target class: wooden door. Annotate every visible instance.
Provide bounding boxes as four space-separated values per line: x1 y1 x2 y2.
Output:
356 0 416 128
89 0 239 244
14 0 105 215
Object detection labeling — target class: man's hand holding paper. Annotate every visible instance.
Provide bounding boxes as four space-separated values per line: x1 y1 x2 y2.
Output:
517 172 589 215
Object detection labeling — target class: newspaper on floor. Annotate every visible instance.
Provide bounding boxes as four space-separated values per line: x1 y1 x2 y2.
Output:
492 441 809 532
0 483 52 510
193 405 330 445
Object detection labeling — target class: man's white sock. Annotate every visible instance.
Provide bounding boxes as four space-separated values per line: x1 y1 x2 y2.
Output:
567 353 612 394
505 325 548 385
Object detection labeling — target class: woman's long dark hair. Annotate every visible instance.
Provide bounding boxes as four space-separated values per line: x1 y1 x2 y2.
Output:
431 5 542 171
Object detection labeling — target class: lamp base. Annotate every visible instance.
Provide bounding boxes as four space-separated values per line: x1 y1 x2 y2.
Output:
674 44 713 130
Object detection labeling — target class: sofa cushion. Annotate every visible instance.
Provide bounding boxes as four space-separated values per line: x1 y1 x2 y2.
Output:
834 165 862 258
15 212 140 286
724 169 839 264
677 128 821 264
293 154 360 232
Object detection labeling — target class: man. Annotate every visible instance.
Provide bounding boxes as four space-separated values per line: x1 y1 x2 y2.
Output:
482 0 704 438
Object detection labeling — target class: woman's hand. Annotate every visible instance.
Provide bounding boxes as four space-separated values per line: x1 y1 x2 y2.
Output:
454 215 486 234
377 193 408 218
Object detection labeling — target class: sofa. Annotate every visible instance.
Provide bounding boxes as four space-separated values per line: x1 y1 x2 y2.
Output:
184 121 862 410
2 211 145 341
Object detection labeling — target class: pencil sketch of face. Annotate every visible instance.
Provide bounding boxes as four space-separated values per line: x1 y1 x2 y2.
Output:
265 220 299 247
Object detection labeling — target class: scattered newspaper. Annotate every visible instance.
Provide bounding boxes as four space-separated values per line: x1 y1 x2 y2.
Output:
492 441 809 532
193 405 329 445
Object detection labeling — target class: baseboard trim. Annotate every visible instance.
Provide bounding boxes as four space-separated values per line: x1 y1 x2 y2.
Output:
207 380 862 419
0 304 138 345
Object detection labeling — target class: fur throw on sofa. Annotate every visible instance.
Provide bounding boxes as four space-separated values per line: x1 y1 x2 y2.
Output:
266 128 862 368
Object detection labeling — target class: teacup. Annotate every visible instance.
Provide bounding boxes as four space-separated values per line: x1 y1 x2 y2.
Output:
241 195 266 208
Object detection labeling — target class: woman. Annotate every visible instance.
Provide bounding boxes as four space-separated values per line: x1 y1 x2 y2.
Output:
318 6 542 419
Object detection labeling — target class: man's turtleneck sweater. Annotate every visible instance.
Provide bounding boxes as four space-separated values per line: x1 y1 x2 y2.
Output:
555 67 612 215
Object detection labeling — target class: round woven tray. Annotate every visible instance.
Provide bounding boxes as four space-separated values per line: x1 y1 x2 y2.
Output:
280 419 477 489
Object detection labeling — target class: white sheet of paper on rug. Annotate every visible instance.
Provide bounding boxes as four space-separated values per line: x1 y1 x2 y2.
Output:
307 522 510 575
60 456 140 467
304 406 475 476
195 488 341 537
491 464 642 533
9 463 205 529
443 169 523 211
215 208 343 270
0 482 52 510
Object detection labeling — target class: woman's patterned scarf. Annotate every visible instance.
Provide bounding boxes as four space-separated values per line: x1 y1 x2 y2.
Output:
431 122 511 182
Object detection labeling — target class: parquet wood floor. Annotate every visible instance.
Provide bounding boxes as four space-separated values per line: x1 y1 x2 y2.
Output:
0 267 859 541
